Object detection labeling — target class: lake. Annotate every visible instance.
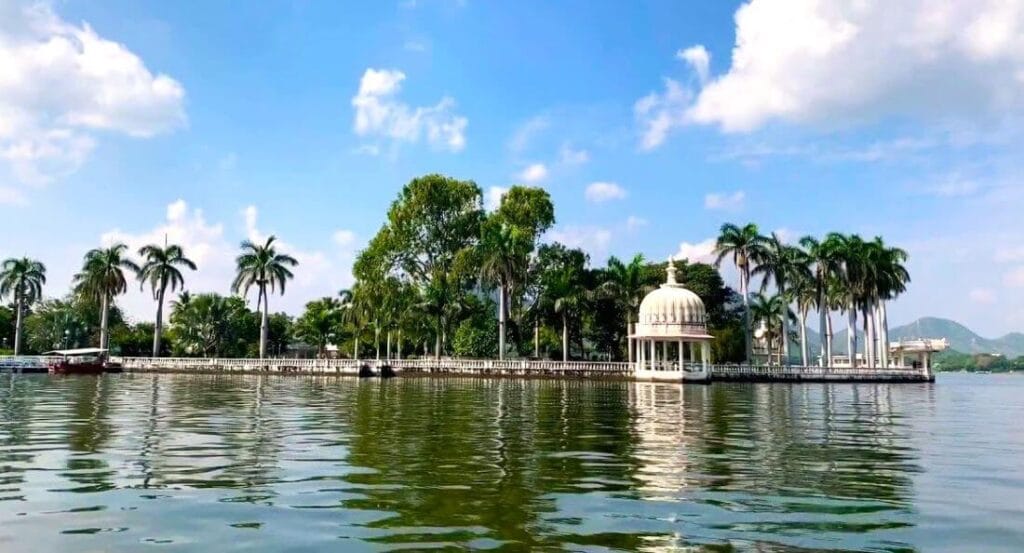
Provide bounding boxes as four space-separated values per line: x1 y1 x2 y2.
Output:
0 373 1021 552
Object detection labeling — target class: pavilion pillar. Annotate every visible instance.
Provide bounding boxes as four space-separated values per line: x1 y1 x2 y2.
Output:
678 340 683 371
701 341 710 370
628 323 635 364
650 340 656 371
690 343 697 363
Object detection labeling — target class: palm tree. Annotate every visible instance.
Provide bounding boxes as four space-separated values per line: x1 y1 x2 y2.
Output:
714 223 766 363
295 297 343 357
601 253 651 362
73 244 139 350
874 240 909 367
545 266 587 362
834 234 866 366
799 234 845 366
791 265 817 367
752 233 807 366
137 244 197 357
231 236 298 359
478 221 525 360
749 292 796 364
0 257 46 354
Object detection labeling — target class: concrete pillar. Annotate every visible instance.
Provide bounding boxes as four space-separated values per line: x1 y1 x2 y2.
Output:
650 340 656 371
701 341 710 370
628 323 635 364
678 340 683 371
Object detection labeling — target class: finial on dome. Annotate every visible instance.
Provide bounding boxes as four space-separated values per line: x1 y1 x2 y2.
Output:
665 256 678 285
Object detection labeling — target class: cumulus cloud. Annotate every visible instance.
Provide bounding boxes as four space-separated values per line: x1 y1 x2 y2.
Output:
638 0 1024 146
517 163 548 183
485 186 508 211
693 0 1024 133
0 2 186 185
626 215 648 230
704 190 746 211
351 68 467 152
559 143 590 165
676 45 710 84
635 78 692 150
547 225 612 258
673 238 717 264
584 181 627 203
94 200 359 321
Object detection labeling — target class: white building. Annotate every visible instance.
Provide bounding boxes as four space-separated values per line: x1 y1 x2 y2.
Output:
629 261 712 383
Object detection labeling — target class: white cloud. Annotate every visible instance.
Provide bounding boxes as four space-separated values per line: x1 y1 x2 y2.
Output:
0 186 28 206
1005 266 1024 287
584 181 627 203
558 143 589 165
0 2 185 185
704 190 746 211
547 225 612 258
995 246 1024 263
686 0 1024 134
677 45 710 84
403 40 428 52
634 78 692 150
673 238 717 264
626 215 648 230
485 186 508 211
969 287 997 304
517 163 548 183
508 116 549 153
332 229 357 248
351 68 467 152
100 200 231 321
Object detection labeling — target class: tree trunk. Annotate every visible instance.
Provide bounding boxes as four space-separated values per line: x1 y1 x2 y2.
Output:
498 283 506 360
533 321 539 359
435 316 442 360
818 285 827 367
374 321 380 361
862 306 873 368
847 304 857 366
258 288 269 359
779 286 790 366
353 330 359 359
825 312 833 367
741 268 752 363
13 297 23 355
562 313 569 363
397 330 402 360
800 307 809 367
880 302 890 368
386 330 392 361
100 294 110 350
152 287 165 358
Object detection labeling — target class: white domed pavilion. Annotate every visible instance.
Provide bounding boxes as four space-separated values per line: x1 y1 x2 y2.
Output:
629 260 712 382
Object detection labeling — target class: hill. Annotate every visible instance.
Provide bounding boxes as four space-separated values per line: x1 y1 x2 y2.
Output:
820 317 1024 358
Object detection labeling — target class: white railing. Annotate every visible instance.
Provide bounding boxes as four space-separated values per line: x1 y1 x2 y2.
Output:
0 355 63 369
111 356 932 381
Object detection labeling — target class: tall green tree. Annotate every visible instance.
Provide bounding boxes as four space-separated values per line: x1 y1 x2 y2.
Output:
750 292 796 364
295 297 343 357
73 244 139 350
601 254 650 361
752 233 808 365
478 219 528 359
0 257 46 355
536 244 588 362
169 293 255 357
713 223 766 363
231 236 298 358
372 174 483 355
799 234 845 366
137 244 197 357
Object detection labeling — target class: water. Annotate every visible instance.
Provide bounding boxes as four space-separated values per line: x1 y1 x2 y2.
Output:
0 374 1021 552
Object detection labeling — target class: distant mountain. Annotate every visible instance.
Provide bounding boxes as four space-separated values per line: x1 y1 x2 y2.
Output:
822 317 1024 358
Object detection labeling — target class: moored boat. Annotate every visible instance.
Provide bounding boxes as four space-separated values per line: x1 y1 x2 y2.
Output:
45 348 123 375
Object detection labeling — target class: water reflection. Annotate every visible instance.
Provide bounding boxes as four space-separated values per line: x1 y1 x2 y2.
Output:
0 374 1018 551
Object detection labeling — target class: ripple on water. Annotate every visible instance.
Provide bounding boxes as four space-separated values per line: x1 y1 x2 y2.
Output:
0 373 1022 551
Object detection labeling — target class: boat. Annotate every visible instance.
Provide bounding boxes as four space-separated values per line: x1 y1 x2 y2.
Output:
44 348 123 375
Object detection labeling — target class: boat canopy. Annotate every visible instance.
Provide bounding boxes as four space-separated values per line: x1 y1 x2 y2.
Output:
43 348 108 356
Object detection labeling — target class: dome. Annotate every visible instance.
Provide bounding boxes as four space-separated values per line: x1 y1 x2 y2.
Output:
634 261 711 339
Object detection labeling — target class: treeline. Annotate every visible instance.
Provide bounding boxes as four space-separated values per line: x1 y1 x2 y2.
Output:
1 173 912 365
934 350 1024 372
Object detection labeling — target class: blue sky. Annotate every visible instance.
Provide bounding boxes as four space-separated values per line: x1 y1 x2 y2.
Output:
1 0 1023 336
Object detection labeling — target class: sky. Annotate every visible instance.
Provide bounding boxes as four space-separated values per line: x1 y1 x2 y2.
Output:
1 0 1023 337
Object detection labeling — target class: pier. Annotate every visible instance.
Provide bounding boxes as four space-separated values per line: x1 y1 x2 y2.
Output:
107 356 933 382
